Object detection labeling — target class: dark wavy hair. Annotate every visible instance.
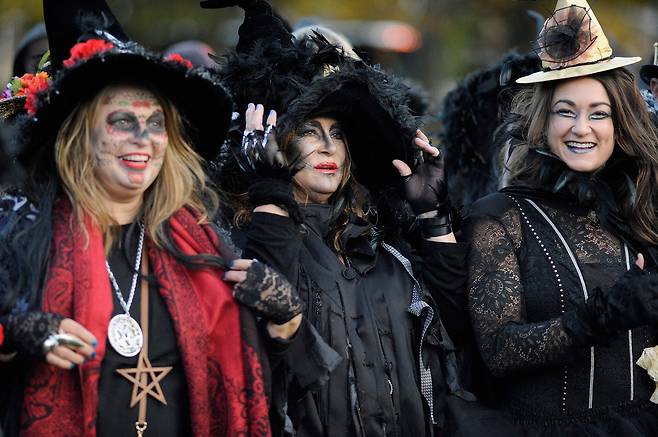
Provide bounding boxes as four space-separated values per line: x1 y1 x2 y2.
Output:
506 67 658 245
232 120 378 253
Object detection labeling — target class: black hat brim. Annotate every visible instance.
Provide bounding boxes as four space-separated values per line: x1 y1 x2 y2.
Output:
640 64 658 86
278 67 419 191
21 51 232 166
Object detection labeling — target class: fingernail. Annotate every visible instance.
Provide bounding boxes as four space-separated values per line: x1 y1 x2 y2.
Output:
221 271 227 280
91 339 98 347
268 110 275 118
91 351 96 360
70 363 76 369
256 103 263 109
247 103 254 109
227 259 235 269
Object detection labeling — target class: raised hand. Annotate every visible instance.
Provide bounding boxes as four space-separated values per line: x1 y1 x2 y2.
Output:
240 103 289 176
238 103 305 223
392 130 448 216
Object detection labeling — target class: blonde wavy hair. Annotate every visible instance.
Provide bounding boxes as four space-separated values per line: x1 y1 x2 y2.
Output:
54 82 218 253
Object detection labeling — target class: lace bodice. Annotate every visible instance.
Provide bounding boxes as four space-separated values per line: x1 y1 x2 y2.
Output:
466 192 655 418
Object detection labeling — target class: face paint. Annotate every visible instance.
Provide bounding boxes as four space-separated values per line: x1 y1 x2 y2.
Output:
546 77 614 173
291 117 347 204
91 85 169 202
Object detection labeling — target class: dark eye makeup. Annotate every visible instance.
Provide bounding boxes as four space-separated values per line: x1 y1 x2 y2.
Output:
106 110 166 134
146 112 166 133
107 111 139 131
552 107 612 120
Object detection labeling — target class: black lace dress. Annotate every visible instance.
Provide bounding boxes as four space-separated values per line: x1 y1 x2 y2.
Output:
465 186 658 435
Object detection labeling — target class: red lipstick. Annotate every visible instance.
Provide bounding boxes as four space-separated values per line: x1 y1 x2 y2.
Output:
119 153 150 170
314 162 338 174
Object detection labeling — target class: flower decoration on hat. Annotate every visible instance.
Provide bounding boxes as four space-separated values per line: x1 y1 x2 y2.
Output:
13 0 233 168
62 39 115 68
165 53 194 69
1 72 51 117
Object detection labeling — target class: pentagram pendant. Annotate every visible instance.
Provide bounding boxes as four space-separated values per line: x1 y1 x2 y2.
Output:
108 314 143 357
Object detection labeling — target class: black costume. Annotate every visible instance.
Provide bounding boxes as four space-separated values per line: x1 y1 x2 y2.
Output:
97 224 191 437
201 1 472 435
245 205 467 436
465 153 658 435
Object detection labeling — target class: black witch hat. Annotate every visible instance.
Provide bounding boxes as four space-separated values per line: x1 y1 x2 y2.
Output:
206 0 421 193
14 0 232 172
640 43 658 86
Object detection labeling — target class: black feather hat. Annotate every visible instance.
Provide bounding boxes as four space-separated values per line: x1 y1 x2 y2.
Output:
209 0 421 193
640 43 658 86
13 0 232 173
439 52 540 207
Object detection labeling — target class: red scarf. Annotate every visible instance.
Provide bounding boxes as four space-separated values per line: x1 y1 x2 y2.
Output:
20 200 271 437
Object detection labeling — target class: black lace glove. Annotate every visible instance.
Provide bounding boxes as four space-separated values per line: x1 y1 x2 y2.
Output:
248 178 304 224
239 126 305 224
402 152 448 215
402 151 452 237
562 266 658 345
0 312 64 357
233 261 304 325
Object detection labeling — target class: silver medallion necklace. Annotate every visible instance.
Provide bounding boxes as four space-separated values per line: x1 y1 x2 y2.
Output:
106 222 145 357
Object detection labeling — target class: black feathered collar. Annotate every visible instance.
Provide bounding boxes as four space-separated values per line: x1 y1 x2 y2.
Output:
502 149 658 268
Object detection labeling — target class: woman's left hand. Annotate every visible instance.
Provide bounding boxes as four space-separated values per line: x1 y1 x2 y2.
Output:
392 130 448 215
224 259 303 339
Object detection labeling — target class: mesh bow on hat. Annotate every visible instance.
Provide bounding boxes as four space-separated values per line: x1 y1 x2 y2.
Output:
517 0 641 84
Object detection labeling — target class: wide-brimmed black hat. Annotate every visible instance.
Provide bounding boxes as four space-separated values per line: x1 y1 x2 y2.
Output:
15 0 232 169
640 43 658 86
210 0 420 192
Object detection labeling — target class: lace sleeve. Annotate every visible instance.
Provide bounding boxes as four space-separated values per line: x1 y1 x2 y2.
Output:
467 214 575 377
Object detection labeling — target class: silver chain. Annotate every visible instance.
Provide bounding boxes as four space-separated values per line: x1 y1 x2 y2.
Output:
105 222 145 315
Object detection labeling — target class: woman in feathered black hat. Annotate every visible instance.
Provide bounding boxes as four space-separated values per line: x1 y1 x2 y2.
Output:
202 1 471 436
0 1 300 436
464 0 658 434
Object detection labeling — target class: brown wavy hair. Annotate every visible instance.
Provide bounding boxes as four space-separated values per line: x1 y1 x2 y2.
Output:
55 82 218 253
505 68 658 244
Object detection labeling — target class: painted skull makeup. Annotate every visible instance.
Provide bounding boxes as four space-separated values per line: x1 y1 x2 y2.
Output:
92 84 168 201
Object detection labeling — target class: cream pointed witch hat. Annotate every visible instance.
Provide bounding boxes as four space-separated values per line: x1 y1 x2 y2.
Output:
517 0 641 84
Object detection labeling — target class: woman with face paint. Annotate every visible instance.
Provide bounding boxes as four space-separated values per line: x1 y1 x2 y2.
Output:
203 1 471 436
463 0 658 434
0 1 284 437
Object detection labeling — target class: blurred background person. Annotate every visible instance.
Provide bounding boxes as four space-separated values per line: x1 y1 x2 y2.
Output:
163 40 216 68
11 22 47 77
639 42 658 127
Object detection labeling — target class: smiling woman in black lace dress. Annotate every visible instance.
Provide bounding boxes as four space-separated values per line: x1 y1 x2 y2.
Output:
464 0 658 435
